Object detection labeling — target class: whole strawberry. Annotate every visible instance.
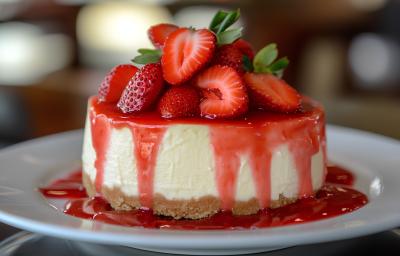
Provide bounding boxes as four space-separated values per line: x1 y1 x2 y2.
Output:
233 39 254 60
211 44 246 75
117 63 164 113
158 86 200 118
98 64 138 103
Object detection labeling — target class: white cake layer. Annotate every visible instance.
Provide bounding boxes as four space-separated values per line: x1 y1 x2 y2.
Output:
82 115 325 202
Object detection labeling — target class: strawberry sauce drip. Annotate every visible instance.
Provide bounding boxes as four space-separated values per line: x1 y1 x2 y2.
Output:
90 112 111 192
131 126 166 208
40 167 367 230
210 119 323 209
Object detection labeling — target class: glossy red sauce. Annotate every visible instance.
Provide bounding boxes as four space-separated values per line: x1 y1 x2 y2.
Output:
131 126 166 208
39 166 368 230
326 165 355 186
39 171 86 199
88 96 325 209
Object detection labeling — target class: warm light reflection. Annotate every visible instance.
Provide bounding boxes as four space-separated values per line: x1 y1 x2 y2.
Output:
350 0 387 12
349 33 399 87
0 22 73 85
77 2 172 67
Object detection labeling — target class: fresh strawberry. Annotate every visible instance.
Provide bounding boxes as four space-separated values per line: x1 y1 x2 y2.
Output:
158 86 200 118
162 28 216 85
243 73 301 113
117 63 164 113
148 23 179 49
211 44 246 74
233 39 255 60
196 65 248 119
98 64 138 103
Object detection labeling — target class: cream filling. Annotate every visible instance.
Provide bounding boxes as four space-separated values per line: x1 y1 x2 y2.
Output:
82 116 325 202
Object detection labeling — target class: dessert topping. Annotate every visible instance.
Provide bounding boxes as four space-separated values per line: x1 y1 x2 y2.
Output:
117 63 164 113
244 73 301 113
232 39 255 60
158 86 200 119
161 28 216 85
97 8 302 118
148 23 179 49
98 64 138 103
211 44 247 75
196 65 248 119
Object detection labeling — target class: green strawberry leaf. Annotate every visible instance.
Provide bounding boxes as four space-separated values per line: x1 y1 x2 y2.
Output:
243 55 253 72
209 9 241 34
215 9 240 34
217 28 243 45
268 57 289 75
253 43 277 73
131 48 162 65
209 10 229 32
137 48 161 55
253 44 289 76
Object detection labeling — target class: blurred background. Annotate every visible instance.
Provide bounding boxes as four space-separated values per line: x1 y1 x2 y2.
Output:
0 0 399 146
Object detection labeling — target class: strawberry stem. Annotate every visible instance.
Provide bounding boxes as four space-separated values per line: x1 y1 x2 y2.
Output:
209 9 242 45
132 48 162 65
253 43 289 77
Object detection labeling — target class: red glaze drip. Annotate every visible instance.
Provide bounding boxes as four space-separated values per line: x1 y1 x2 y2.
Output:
131 127 166 208
40 166 368 230
210 119 323 210
39 170 86 199
90 112 111 193
90 100 166 207
326 166 354 186
89 96 324 211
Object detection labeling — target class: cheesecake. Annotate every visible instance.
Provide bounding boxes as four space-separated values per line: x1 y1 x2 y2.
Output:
83 97 326 219
82 9 327 219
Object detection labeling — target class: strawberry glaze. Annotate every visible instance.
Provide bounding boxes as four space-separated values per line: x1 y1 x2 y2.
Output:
89 112 111 192
131 127 166 208
88 96 325 209
39 167 368 230
39 171 86 199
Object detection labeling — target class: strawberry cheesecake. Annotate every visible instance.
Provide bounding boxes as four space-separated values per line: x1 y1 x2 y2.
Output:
82 10 327 219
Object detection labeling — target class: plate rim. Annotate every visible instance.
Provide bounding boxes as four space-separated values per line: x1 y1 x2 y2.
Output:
0 125 399 250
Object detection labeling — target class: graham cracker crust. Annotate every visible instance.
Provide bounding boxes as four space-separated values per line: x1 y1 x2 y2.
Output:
83 172 298 220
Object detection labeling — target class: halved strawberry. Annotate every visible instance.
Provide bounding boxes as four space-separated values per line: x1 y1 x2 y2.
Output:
117 63 164 113
243 73 301 113
211 44 246 74
98 64 138 103
148 23 179 49
196 65 248 119
158 86 200 118
233 39 255 60
162 28 216 85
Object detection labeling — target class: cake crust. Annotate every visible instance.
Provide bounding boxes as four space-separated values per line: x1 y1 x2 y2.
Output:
83 173 298 219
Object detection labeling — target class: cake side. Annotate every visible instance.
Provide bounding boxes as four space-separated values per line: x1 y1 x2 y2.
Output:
82 97 326 219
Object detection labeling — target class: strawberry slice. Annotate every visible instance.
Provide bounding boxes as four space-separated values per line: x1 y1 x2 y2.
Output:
117 63 164 113
148 23 179 49
158 86 200 118
98 64 138 103
196 65 248 119
243 73 301 113
162 28 216 85
211 44 246 74
233 39 255 60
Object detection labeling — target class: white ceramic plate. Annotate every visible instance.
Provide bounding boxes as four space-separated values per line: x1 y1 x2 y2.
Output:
0 125 399 255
